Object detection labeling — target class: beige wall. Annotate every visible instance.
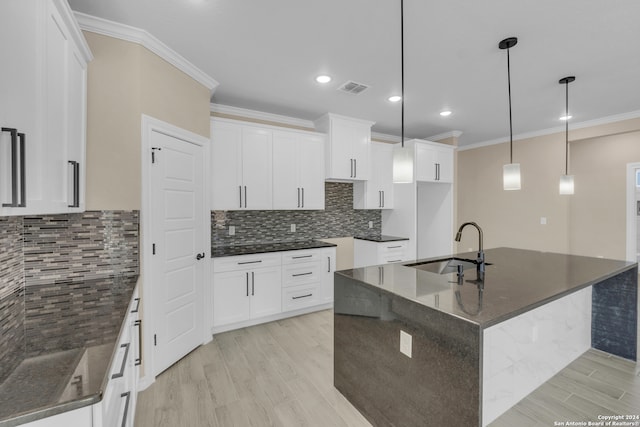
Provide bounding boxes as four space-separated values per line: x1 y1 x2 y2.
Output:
84 32 211 210
456 119 640 260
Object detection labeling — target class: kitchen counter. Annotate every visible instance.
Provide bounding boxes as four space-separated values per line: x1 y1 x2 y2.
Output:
0 275 139 427
353 234 409 243
337 247 635 327
334 248 638 427
212 239 336 257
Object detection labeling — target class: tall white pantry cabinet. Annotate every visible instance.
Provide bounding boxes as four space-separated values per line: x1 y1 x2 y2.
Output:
0 0 91 216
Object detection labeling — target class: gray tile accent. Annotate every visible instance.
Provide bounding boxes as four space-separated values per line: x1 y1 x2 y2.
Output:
0 217 25 384
212 182 381 247
592 266 638 361
23 211 139 286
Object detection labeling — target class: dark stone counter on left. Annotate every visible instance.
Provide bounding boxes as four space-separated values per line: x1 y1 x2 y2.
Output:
0 275 139 427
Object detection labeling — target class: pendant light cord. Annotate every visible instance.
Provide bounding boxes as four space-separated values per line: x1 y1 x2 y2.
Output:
565 80 569 175
507 47 513 164
401 0 405 148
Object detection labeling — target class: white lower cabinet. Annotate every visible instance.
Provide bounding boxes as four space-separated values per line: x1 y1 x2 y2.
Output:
93 289 140 427
354 239 409 268
212 247 336 333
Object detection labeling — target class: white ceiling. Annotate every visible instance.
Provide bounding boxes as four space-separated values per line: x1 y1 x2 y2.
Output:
67 0 640 146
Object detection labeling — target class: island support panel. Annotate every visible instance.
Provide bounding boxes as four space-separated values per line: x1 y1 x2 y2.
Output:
591 266 638 361
334 274 481 427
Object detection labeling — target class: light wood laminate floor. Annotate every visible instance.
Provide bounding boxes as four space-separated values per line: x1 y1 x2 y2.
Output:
135 310 640 427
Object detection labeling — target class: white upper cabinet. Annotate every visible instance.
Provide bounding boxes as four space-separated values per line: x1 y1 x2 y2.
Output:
211 119 273 210
272 130 325 210
314 113 374 181
415 142 454 183
0 0 91 215
353 142 394 209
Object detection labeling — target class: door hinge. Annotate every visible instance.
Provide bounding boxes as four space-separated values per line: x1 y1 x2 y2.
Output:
152 243 156 255
151 147 162 164
154 334 157 346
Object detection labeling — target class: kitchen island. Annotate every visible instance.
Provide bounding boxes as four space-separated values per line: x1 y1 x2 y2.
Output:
334 248 638 427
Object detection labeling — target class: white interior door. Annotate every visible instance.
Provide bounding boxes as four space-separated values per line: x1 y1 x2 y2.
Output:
150 130 205 375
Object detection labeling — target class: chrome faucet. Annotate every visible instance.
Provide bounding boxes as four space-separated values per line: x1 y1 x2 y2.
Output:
454 222 485 273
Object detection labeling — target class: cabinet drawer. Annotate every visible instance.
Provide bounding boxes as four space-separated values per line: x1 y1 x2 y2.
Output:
282 284 320 312
378 241 407 263
281 249 323 265
213 253 282 273
282 261 322 287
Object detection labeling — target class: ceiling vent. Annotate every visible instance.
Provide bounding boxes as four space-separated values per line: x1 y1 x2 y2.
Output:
338 81 370 95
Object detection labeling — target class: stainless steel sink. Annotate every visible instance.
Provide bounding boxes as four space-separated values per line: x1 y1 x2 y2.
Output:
404 257 490 275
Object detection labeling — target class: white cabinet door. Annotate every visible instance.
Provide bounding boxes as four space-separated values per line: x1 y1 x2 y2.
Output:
416 143 454 183
416 144 439 182
213 270 251 326
1 0 89 216
436 146 454 183
211 121 242 210
241 127 272 209
250 266 281 318
354 142 393 209
272 131 299 209
316 114 373 181
297 134 325 209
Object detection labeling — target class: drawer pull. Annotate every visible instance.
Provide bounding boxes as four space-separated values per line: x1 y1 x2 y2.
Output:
292 255 313 259
387 259 402 263
120 391 131 427
130 297 140 313
292 293 313 300
134 320 142 366
387 245 402 249
292 272 312 277
112 342 130 379
238 260 262 265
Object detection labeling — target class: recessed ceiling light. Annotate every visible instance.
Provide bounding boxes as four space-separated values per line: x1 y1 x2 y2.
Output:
315 75 332 84
559 115 572 121
388 95 402 103
440 110 452 117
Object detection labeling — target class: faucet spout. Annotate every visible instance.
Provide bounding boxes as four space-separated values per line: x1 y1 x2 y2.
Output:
454 222 485 272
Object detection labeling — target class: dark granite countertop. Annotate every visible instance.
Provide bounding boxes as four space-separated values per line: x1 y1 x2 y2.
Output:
212 240 337 257
336 247 637 328
0 275 139 427
354 235 409 243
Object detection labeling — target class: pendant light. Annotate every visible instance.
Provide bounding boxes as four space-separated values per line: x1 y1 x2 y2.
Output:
392 0 413 183
559 76 575 195
499 37 521 191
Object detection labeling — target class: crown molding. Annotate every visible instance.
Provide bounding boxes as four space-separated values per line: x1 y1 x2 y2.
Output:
74 12 219 93
426 130 463 142
458 109 640 151
371 132 401 143
210 104 316 129
54 0 93 62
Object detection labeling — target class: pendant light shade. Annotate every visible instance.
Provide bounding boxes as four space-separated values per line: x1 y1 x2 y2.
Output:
499 37 521 191
392 0 413 183
503 163 522 191
559 76 575 195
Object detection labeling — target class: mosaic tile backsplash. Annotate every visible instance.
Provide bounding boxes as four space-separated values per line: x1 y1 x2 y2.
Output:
212 182 381 247
0 211 139 380
0 217 25 383
23 211 139 286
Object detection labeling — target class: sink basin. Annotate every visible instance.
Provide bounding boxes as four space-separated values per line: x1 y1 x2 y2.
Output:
405 257 490 275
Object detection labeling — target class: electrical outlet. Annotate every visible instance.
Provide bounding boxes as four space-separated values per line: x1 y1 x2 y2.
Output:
228 226 235 236
368 221 373 229
290 224 296 232
400 330 412 358
540 217 547 225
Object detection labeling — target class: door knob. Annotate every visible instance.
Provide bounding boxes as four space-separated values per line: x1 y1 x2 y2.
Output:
196 252 206 260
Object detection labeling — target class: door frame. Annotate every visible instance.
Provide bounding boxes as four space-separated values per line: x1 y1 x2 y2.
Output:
626 162 640 263
139 115 211 389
